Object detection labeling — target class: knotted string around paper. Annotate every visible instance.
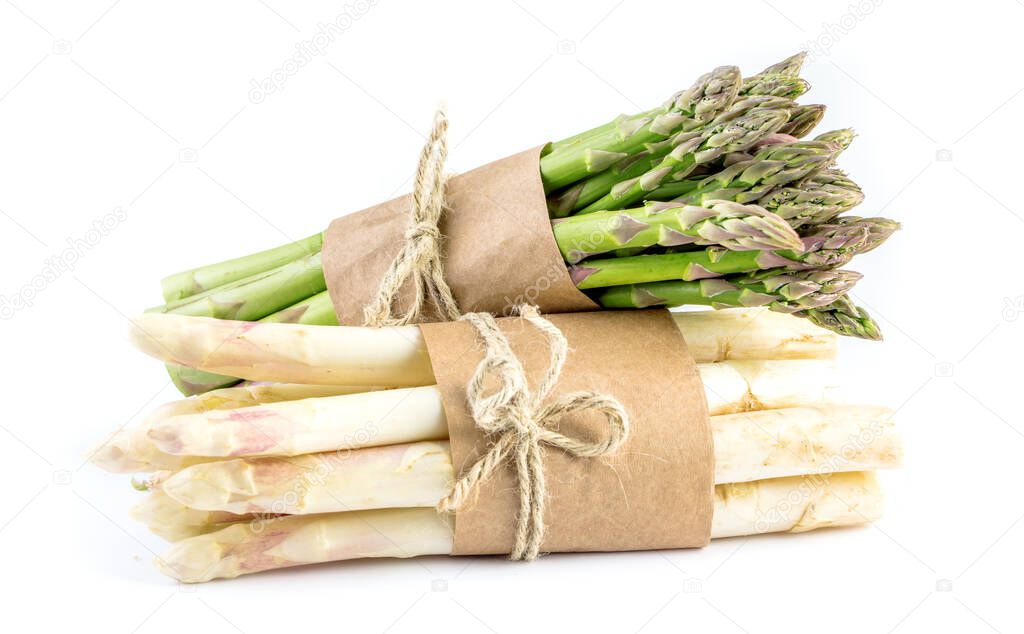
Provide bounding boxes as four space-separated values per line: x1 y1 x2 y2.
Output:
363 107 461 327
436 305 631 560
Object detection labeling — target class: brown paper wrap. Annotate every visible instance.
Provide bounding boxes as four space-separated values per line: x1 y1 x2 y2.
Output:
419 309 714 556
321 146 598 325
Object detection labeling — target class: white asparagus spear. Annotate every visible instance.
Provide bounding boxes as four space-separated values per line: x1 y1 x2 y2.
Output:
158 382 393 414
156 441 454 517
674 308 837 362
130 313 434 387
711 471 883 538
149 385 449 458
144 360 842 459
157 405 899 515
97 359 840 472
95 359 839 473
711 405 899 483
699 359 842 415
157 471 883 583
128 308 836 387
90 383 391 473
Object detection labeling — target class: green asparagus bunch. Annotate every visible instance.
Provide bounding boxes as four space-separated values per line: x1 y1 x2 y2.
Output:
149 53 896 395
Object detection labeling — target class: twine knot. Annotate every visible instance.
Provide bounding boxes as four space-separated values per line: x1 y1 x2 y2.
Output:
407 221 443 242
437 305 630 560
363 108 461 327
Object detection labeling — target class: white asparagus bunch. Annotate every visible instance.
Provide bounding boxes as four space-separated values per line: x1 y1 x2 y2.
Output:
157 471 884 583
127 308 837 387
92 308 899 583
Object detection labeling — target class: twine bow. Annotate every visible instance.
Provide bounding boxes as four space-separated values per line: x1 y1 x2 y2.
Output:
363 108 461 327
436 305 631 560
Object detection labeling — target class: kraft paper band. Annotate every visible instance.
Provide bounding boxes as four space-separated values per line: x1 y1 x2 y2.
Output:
420 309 714 556
321 146 598 325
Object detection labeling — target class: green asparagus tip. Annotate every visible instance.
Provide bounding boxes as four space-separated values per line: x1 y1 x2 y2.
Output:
166 363 241 396
814 128 856 150
130 476 154 491
779 104 826 138
742 74 810 99
757 52 808 78
802 296 883 340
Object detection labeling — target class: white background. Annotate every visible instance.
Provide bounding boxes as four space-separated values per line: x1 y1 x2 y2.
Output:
0 0 1021 632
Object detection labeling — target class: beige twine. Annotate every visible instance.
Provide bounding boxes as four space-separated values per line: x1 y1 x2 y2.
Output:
362 107 461 327
436 305 631 560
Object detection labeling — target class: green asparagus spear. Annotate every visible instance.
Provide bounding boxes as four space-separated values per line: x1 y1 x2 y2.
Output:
547 102 801 218
156 252 326 321
591 268 862 314
813 128 856 150
758 170 865 227
160 233 322 303
741 74 810 98
755 52 808 77
552 200 802 263
549 119 794 218
259 290 339 325
570 217 897 289
579 100 792 213
165 365 240 397
802 295 883 340
540 65 742 190
738 52 808 97
641 137 843 206
544 55 806 156
549 135 693 217
779 104 826 138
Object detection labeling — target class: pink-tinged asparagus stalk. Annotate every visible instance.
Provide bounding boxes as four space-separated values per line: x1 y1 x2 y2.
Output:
157 471 884 582
90 383 394 474
92 358 841 474
147 386 448 458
